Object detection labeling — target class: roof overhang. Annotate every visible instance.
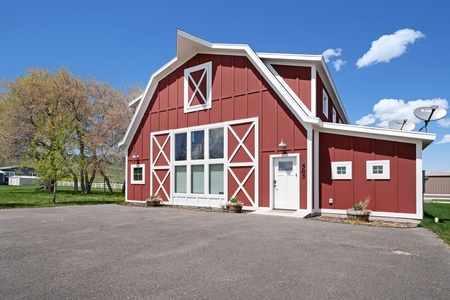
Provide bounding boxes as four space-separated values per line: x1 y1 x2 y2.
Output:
320 122 436 149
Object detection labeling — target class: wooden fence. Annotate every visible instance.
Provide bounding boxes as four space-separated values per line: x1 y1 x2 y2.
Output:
57 181 123 190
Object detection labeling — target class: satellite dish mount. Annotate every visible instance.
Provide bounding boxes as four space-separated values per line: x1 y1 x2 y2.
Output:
414 105 447 132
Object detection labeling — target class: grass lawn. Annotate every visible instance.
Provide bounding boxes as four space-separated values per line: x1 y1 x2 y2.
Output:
0 185 124 209
420 202 450 246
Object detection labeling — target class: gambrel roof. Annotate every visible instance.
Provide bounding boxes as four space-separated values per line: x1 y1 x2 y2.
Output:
119 30 435 149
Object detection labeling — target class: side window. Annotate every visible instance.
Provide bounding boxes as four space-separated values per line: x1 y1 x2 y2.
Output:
331 161 352 180
131 164 145 184
323 89 329 119
366 160 390 180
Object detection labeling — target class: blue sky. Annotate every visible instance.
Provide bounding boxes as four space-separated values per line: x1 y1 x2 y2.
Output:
1 0 449 171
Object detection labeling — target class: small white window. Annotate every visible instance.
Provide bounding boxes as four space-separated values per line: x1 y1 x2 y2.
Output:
366 160 390 180
184 61 212 113
131 164 145 184
331 161 352 180
332 107 337 123
323 89 329 118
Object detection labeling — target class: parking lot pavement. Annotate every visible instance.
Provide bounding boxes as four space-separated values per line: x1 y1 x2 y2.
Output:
1 204 449 300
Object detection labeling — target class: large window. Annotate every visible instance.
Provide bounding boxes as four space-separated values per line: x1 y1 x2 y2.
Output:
173 127 225 195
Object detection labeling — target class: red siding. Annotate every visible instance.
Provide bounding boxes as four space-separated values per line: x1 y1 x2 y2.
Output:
316 73 341 123
272 65 312 111
319 133 417 214
127 54 308 207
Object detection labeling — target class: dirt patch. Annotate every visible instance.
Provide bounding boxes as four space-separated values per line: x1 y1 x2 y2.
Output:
310 215 418 228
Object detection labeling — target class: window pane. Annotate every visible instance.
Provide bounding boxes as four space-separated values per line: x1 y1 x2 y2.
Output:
175 166 187 193
191 165 204 194
337 166 346 175
278 161 293 172
209 164 224 194
191 131 204 160
133 167 142 181
209 128 224 159
373 165 383 174
175 133 187 161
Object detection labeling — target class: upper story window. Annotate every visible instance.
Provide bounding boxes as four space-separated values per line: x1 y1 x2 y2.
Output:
332 107 337 123
323 89 329 118
184 62 212 113
366 160 390 180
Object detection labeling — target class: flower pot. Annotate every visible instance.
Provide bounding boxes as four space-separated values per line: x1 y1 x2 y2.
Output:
146 199 162 207
226 202 243 213
346 209 371 222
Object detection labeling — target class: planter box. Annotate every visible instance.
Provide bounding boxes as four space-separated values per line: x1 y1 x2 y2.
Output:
347 209 371 222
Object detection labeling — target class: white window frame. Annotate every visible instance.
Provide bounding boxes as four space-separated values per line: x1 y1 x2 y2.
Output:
366 160 390 180
323 89 329 118
332 107 337 123
184 61 212 113
331 161 352 180
131 164 145 184
172 126 226 196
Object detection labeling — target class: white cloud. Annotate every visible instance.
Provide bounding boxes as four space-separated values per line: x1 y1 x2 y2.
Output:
323 48 346 71
437 118 450 128
356 28 425 68
322 48 342 63
355 98 448 128
355 114 376 126
333 59 347 71
436 134 450 144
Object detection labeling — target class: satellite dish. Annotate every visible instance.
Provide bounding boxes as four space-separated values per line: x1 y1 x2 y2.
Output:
388 119 415 131
414 105 447 132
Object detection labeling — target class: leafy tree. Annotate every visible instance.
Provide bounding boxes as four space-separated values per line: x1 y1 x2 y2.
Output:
0 68 133 197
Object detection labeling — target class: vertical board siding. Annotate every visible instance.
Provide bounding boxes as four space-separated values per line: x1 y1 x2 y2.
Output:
319 133 416 214
272 65 312 111
127 54 309 207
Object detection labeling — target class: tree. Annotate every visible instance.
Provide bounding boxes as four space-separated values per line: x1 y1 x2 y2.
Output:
0 68 133 197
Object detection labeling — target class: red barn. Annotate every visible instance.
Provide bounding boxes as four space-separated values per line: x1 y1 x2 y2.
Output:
119 31 435 220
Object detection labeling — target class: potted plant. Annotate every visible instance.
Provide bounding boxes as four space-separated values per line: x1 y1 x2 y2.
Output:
146 194 163 207
226 197 243 213
347 195 371 222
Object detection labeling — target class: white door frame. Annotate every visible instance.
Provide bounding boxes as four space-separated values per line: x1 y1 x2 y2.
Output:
269 153 300 210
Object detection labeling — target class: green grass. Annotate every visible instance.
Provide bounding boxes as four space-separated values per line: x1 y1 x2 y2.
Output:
0 185 124 209
420 202 450 246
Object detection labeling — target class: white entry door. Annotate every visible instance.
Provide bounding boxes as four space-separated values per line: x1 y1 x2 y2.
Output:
273 156 298 210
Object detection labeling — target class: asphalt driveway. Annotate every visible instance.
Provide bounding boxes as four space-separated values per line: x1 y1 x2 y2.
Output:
0 205 449 299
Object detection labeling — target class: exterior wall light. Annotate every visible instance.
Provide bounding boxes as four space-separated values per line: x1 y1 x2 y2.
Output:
132 154 140 159
278 139 286 149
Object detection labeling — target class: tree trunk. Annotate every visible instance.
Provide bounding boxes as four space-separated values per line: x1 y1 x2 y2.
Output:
52 180 57 204
80 172 86 193
71 171 78 192
100 169 113 195
121 180 125 194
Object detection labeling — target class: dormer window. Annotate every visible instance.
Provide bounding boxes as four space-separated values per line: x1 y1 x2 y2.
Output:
184 62 212 113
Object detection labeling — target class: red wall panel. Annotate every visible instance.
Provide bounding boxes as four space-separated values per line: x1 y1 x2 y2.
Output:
128 54 309 207
319 133 417 214
272 65 312 111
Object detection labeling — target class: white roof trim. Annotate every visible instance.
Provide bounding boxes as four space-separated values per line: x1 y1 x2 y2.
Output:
320 122 436 149
128 93 144 109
